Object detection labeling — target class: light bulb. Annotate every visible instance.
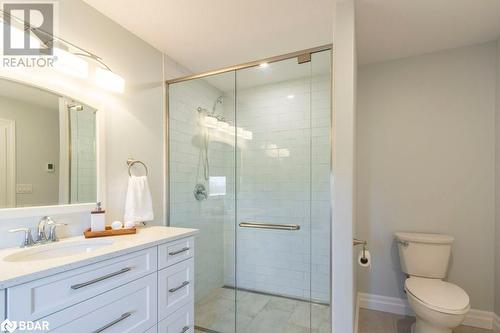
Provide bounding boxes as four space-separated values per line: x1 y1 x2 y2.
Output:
217 121 229 130
95 67 125 93
53 48 89 78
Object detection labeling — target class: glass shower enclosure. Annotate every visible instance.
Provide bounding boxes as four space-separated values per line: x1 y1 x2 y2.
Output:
167 46 332 333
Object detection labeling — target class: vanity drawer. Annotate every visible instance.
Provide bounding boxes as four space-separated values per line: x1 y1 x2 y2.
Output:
158 302 194 333
7 247 157 321
40 273 157 333
158 258 194 320
158 237 194 269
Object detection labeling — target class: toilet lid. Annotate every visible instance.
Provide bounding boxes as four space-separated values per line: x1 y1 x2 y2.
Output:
405 277 469 314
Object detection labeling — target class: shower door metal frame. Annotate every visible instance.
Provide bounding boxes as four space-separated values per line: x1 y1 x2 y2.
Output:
165 44 332 85
164 44 334 332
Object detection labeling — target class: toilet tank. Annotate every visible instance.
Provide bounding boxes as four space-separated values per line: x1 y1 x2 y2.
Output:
395 232 454 279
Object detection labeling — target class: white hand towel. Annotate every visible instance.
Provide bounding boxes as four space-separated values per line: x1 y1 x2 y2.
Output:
124 175 154 224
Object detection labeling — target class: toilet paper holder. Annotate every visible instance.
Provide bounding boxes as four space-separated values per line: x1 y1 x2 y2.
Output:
353 238 369 264
353 238 367 246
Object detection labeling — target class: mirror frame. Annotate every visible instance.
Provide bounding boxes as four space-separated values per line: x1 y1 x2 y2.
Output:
0 74 105 219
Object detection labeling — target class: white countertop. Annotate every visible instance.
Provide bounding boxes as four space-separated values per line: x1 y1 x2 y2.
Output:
0 226 198 289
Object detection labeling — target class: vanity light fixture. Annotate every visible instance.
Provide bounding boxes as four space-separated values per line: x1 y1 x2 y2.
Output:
204 116 218 128
53 48 89 78
217 121 229 130
95 67 125 94
200 109 253 140
0 9 125 93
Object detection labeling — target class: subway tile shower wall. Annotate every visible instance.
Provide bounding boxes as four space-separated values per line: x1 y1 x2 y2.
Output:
169 78 229 303
169 74 331 303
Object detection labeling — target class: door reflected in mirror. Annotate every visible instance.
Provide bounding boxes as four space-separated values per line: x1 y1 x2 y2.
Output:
0 78 97 208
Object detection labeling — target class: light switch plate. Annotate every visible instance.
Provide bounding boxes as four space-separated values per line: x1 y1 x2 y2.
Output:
16 184 33 194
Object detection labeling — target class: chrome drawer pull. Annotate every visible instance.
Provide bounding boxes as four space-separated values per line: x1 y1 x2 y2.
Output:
71 267 132 290
181 326 189 333
169 280 190 293
169 247 190 256
93 312 131 333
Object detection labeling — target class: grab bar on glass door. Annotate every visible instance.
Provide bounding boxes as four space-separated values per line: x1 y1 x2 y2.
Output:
239 222 300 231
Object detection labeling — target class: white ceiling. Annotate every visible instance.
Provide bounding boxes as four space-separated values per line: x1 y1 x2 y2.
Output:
83 0 334 74
204 49 332 92
356 0 500 65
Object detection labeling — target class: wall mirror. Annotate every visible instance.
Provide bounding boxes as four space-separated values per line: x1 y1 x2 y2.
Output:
0 78 97 209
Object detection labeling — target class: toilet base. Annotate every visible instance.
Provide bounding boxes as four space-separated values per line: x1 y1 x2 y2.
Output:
411 319 452 333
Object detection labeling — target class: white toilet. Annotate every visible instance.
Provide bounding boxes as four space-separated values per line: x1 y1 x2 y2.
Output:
395 232 470 333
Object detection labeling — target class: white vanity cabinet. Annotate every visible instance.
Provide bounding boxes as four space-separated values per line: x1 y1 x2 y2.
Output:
0 290 5 321
3 235 195 333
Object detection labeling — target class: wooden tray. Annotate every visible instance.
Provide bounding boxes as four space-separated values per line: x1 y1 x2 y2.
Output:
84 226 136 238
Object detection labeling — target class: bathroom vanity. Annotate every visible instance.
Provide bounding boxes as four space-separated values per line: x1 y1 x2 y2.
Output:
0 226 197 333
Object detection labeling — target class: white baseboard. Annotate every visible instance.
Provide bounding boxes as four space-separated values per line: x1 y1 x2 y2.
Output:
357 292 494 330
494 313 500 333
358 292 414 316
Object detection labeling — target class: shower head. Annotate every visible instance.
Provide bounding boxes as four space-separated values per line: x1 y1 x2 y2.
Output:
68 103 84 112
212 96 224 113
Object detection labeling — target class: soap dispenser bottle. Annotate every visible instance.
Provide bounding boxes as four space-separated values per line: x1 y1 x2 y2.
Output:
91 202 106 232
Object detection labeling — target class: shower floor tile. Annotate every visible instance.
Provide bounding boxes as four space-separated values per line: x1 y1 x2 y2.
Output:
195 287 331 333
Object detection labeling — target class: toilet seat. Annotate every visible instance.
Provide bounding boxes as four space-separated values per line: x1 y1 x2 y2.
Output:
405 277 470 315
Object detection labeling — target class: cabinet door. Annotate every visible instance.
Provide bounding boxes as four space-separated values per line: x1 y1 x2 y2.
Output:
158 258 194 320
8 247 157 321
158 302 194 333
40 274 157 333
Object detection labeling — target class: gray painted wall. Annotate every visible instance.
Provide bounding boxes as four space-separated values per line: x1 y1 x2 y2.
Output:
495 38 500 316
357 42 497 311
0 97 59 207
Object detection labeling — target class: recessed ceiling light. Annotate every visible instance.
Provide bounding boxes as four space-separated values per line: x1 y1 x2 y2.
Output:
259 63 269 68
287 95 295 99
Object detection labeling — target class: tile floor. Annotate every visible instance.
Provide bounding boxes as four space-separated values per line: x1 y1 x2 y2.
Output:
194 287 331 333
195 293 493 333
357 308 493 333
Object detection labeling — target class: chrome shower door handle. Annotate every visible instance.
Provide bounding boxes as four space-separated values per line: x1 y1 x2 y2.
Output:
239 222 300 231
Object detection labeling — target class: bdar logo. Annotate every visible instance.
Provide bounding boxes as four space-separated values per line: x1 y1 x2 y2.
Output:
0 319 17 333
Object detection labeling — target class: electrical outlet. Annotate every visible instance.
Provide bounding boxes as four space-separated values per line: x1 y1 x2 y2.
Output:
16 184 33 194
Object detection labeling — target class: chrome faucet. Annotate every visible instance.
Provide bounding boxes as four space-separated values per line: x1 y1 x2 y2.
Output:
46 220 68 242
36 216 53 243
8 228 35 248
8 216 67 248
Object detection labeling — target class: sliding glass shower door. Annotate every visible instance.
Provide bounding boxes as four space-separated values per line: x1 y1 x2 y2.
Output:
168 48 331 333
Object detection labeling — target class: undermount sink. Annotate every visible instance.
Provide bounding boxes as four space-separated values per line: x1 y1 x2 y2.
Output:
4 239 114 262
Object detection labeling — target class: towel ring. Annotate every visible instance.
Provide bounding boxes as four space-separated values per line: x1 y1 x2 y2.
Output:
127 158 149 177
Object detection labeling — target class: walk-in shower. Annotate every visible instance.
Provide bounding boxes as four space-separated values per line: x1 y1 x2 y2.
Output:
167 45 332 333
